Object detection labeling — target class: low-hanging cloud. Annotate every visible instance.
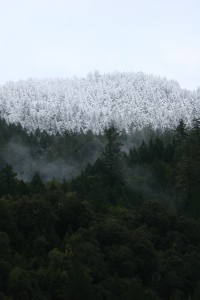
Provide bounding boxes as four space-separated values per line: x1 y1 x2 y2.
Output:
2 139 100 182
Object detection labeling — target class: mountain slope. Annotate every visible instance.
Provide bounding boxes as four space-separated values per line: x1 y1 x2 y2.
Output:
0 72 199 133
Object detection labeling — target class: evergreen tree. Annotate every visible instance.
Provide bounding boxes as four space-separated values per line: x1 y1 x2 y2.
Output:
175 120 193 209
30 172 45 194
102 124 123 187
0 164 17 196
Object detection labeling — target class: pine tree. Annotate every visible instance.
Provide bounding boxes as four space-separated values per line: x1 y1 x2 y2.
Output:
100 124 124 205
30 172 45 194
175 120 192 208
102 124 123 187
0 164 17 196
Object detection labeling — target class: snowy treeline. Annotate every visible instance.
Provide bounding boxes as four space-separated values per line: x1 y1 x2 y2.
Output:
0 71 199 133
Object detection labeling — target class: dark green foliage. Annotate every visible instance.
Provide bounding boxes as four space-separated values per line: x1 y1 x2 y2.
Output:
30 172 45 194
1 118 200 299
0 164 17 196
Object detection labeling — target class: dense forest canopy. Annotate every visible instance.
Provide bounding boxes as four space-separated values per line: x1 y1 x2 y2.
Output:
1 117 200 299
0 72 199 134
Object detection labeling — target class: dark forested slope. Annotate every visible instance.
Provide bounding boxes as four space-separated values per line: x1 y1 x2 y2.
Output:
1 118 200 299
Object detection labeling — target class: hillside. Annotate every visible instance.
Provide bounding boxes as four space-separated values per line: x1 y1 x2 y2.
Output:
0 72 199 133
1 121 200 299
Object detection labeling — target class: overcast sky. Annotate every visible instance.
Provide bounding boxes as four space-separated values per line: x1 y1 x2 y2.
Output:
0 0 200 90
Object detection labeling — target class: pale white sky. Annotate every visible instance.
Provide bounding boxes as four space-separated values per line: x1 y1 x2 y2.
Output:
0 0 200 90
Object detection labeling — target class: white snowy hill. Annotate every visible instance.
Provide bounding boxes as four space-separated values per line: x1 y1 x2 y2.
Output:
0 72 199 133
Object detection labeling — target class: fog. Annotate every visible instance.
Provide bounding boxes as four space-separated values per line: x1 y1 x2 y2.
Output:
2 140 100 182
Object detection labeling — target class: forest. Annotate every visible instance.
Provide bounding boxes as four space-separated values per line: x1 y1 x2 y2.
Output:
1 117 200 299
